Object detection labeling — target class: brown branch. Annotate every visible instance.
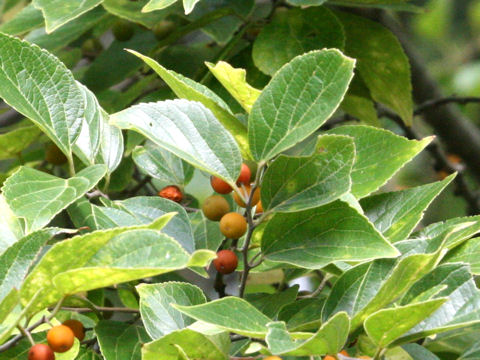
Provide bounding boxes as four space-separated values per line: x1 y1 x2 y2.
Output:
214 271 227 298
238 163 266 298
414 96 480 114
60 306 139 313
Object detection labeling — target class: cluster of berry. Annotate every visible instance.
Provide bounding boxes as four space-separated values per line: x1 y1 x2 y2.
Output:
28 320 84 360
157 163 261 276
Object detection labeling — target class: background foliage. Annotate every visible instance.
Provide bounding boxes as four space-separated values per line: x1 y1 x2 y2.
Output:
1 0 480 359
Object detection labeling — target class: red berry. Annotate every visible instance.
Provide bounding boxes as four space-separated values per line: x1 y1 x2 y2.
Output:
28 344 55 360
158 185 183 203
236 163 251 185
213 249 238 274
210 176 233 194
63 319 85 341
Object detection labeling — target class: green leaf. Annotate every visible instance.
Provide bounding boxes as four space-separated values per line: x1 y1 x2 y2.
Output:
341 96 379 127
96 321 151 360
278 298 324 331
336 11 413 125
137 282 207 339
423 323 480 356
0 33 84 159
189 0 254 44
261 134 355 213
402 344 441 360
247 285 298 318
73 82 103 166
142 328 229 360
361 175 455 242
77 349 103 360
111 99 242 184
20 215 183 313
128 50 250 159
266 311 349 356
26 7 107 52
248 49 355 162
252 7 344 76
96 113 124 174
364 298 447 348
68 197 139 230
261 200 399 269
329 126 432 198
69 196 195 252
113 196 195 253
142 0 177 12
0 228 58 304
0 194 24 250
173 297 272 338
2 165 106 233
102 0 177 27
189 211 224 251
459 342 480 360
82 31 158 92
206 61 262 113
395 263 480 344
183 0 200 14
0 289 42 345
322 238 445 332
444 237 480 274
0 289 19 325
32 0 103 32
0 3 44 35
0 125 41 160
414 216 480 250
132 141 194 185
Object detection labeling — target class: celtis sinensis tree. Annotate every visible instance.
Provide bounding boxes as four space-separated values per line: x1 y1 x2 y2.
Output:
0 0 480 359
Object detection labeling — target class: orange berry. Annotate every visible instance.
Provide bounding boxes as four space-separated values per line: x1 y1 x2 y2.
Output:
437 170 450 180
213 249 238 274
255 200 263 214
158 185 183 203
28 344 55 360
47 325 75 353
219 212 247 239
324 356 335 360
447 154 462 164
357 357 371 359
236 163 251 185
340 350 349 356
62 319 85 341
202 195 230 221
210 176 233 194
264 357 282 360
233 185 260 208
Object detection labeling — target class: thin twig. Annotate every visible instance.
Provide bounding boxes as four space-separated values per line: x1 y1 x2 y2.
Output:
414 96 480 115
150 8 237 58
85 189 110 200
59 306 139 313
0 316 46 352
128 175 152 196
238 163 266 298
214 271 227 298
17 325 34 346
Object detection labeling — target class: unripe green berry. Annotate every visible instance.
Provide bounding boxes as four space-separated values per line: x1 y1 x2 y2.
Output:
152 20 175 41
112 20 135 42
